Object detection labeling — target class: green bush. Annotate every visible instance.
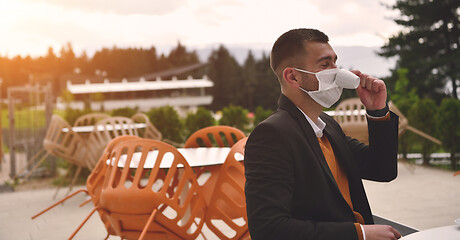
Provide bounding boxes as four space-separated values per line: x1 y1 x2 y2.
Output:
111 107 138 118
253 106 273 127
219 104 249 131
408 98 438 165
437 98 460 170
64 108 92 125
184 107 215 138
147 106 183 143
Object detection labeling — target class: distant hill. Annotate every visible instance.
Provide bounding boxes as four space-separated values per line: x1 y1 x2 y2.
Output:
192 44 397 78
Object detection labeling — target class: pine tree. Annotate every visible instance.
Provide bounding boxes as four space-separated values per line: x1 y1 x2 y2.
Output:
207 45 242 111
379 0 460 101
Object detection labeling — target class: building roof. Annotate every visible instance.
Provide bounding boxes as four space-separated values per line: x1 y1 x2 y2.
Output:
67 76 213 94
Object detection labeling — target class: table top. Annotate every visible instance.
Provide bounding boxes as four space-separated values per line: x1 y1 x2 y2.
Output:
62 123 146 133
108 147 244 169
401 225 460 240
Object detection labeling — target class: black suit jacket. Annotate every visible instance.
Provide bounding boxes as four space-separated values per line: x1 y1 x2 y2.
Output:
244 94 399 240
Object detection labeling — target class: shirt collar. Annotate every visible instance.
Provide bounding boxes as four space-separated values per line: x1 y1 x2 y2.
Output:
297 107 326 138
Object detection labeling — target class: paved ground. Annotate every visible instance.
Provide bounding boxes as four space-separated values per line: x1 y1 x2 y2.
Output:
364 161 460 230
0 159 459 239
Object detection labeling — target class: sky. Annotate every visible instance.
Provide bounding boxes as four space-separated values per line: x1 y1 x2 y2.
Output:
0 0 403 58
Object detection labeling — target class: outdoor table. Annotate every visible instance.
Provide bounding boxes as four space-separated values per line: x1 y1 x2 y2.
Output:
107 147 244 168
62 123 146 133
400 225 460 240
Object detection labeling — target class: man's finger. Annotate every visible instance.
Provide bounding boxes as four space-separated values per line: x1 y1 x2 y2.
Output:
388 226 402 239
360 74 369 88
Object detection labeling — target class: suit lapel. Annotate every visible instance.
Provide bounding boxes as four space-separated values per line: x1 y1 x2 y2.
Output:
278 95 339 191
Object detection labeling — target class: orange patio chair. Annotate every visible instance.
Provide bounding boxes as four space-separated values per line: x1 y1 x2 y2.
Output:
99 138 207 240
131 112 162 140
86 116 139 169
184 126 246 204
454 170 460 176
31 135 140 239
73 112 111 127
204 137 250 240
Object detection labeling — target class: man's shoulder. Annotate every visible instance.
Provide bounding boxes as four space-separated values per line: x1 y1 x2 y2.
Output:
250 108 299 140
257 108 296 128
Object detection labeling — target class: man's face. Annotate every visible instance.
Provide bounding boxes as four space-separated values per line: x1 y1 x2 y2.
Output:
295 41 337 91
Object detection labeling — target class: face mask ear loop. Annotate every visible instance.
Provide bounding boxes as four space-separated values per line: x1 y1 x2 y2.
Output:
293 68 316 75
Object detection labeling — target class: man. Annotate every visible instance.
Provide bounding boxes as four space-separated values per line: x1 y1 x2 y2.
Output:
244 28 402 240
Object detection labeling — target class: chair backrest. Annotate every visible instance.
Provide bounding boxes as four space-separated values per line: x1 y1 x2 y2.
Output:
334 98 367 124
85 135 140 237
334 98 368 144
388 101 408 136
99 139 207 240
131 112 162 140
185 126 246 148
74 113 111 127
43 115 88 167
86 117 139 169
205 137 250 240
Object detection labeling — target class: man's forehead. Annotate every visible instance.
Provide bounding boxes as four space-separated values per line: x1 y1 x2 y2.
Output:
303 41 337 62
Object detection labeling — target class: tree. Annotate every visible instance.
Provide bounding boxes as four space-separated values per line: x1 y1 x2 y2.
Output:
167 42 200 68
252 53 280 111
407 99 438 165
207 45 242 111
437 98 460 170
241 51 257 110
379 0 460 101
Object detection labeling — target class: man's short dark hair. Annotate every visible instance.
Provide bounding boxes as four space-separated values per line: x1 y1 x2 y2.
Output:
270 28 329 76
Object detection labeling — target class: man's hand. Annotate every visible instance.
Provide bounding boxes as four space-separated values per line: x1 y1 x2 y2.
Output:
363 224 402 240
351 70 387 111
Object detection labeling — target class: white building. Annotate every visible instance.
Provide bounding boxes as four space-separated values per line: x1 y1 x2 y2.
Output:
57 75 214 116
57 63 214 116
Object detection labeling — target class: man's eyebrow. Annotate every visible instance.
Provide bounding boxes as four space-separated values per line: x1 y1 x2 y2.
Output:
315 55 338 63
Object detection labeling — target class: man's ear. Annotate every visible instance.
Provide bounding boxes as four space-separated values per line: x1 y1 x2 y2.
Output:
283 68 299 87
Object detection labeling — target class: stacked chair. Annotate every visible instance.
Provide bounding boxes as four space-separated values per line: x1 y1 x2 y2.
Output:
32 137 208 240
73 113 111 127
204 137 250 240
131 112 162 140
32 126 252 240
99 138 207 239
184 125 246 195
32 135 140 239
86 116 139 169
17 115 90 196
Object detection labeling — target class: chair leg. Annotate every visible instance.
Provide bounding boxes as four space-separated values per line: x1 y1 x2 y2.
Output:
68 207 100 240
66 166 83 196
53 165 75 200
15 148 46 178
22 150 50 180
32 189 89 219
139 209 158 240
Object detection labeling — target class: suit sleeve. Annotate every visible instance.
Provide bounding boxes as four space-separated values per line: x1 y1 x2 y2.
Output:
346 111 399 182
244 123 358 240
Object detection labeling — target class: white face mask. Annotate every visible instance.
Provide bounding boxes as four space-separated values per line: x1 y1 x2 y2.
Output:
294 68 360 108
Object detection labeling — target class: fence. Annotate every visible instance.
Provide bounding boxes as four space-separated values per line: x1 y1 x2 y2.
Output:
6 83 53 178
